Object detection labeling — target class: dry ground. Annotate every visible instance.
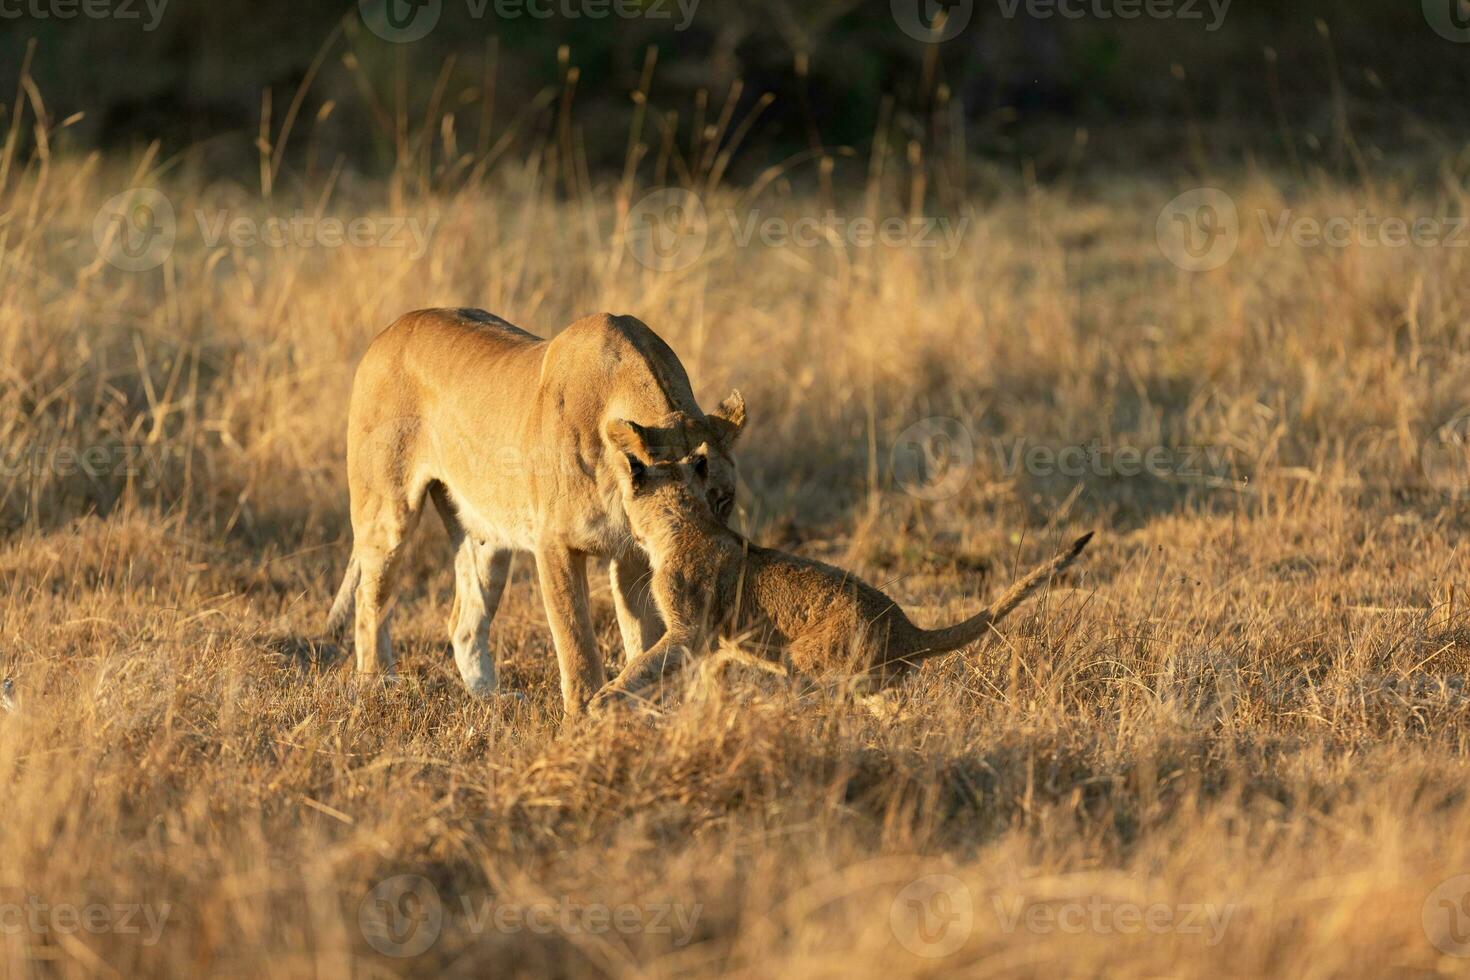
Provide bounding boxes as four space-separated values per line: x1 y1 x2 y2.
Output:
2 103 1470 977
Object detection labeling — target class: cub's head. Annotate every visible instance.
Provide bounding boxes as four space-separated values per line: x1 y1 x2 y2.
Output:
699 390 746 521
602 390 746 524
604 419 720 548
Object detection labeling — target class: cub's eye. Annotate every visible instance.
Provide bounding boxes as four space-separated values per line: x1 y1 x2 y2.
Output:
710 492 734 520
693 456 709 480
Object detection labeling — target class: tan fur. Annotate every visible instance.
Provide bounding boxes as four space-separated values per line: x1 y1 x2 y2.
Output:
593 447 1091 707
327 309 745 716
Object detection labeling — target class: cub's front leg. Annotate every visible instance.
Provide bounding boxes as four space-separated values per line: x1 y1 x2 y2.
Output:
593 564 714 708
591 628 702 709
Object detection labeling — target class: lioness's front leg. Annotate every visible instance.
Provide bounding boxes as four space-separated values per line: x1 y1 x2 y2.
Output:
432 483 511 696
610 552 664 663
535 543 606 717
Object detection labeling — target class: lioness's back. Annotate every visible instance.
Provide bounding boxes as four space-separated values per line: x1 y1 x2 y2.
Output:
359 308 542 380
544 313 705 423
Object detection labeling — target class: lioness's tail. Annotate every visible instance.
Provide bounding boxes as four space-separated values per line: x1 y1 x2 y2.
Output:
911 531 1092 659
325 556 360 637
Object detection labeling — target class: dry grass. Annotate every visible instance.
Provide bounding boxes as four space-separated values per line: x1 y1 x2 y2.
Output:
3 60 1470 978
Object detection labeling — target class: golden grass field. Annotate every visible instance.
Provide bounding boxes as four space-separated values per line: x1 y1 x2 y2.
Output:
2 54 1470 977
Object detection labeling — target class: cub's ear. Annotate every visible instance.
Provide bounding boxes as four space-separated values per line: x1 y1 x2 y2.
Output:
708 389 746 450
605 418 653 482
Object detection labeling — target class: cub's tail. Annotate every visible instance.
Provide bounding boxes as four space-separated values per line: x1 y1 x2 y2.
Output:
909 531 1093 660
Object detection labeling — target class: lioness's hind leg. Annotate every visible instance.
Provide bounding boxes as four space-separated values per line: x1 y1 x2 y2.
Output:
352 495 423 676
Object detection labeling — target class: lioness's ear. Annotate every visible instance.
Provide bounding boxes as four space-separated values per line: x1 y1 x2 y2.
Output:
605 418 654 481
708 390 746 450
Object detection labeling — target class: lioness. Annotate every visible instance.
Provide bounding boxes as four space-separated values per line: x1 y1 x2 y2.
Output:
591 424 1091 707
326 309 745 716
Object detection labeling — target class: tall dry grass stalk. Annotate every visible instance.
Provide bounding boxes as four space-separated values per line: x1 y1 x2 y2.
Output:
1 38 1469 977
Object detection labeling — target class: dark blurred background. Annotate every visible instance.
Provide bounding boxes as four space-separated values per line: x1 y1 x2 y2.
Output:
2 0 1468 185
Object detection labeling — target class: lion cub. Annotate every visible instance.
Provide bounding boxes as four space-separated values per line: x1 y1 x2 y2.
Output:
593 420 1092 707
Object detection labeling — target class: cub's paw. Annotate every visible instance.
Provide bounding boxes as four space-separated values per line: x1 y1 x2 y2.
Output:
587 685 646 718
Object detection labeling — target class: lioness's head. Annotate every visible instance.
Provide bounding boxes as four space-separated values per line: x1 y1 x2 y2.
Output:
603 390 745 523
